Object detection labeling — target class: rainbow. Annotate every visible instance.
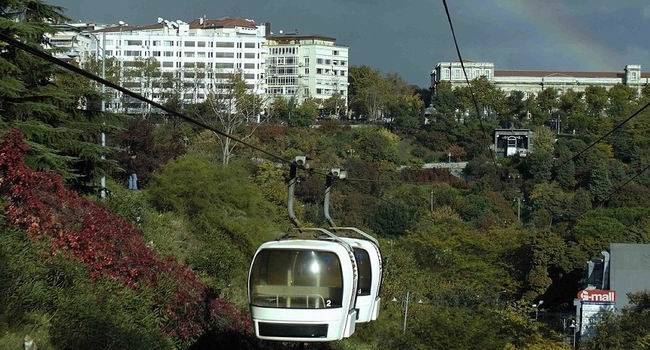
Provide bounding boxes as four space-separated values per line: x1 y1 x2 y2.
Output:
492 0 618 70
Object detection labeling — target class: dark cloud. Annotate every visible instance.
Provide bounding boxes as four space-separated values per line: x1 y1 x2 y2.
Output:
51 0 650 86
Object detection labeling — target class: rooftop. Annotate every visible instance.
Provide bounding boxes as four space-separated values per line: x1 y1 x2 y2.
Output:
267 33 337 43
93 17 259 33
494 70 626 79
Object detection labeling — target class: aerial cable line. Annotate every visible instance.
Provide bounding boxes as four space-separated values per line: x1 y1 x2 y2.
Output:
570 163 650 223
598 163 650 205
0 31 293 165
0 32 478 187
440 0 498 166
558 101 650 168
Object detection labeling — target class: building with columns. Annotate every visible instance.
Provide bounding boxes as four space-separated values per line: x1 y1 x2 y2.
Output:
431 62 649 96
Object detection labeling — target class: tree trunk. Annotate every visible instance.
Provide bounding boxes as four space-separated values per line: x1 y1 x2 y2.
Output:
222 136 231 165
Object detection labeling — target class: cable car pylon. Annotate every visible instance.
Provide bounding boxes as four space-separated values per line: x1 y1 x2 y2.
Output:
324 169 383 322
247 157 359 342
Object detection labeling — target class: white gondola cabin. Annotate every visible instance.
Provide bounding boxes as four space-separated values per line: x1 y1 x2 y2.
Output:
335 228 382 322
248 236 359 342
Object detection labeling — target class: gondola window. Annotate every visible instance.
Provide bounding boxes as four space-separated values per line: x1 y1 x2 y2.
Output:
250 249 344 309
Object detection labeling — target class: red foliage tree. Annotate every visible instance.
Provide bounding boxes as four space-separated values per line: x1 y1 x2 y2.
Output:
0 129 250 344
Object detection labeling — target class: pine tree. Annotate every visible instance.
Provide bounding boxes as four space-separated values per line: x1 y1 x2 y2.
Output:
1 0 116 192
589 163 613 203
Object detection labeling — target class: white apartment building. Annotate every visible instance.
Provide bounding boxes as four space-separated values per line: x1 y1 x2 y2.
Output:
45 22 104 62
265 33 348 108
87 17 268 112
431 62 649 96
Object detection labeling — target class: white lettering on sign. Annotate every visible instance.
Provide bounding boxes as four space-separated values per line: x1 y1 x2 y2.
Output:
577 289 616 303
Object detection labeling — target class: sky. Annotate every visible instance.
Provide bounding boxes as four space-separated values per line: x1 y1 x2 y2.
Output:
51 0 650 86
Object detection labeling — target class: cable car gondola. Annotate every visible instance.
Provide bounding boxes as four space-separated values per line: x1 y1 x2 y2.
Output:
248 158 359 342
324 169 383 323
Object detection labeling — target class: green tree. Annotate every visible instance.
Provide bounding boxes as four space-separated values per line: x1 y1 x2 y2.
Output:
585 85 608 117
348 65 387 120
0 1 116 191
589 162 613 203
533 88 559 127
201 73 264 164
558 89 588 134
322 92 346 117
607 84 636 119
291 97 319 127
527 126 555 182
505 90 529 128
387 93 424 131
582 292 650 350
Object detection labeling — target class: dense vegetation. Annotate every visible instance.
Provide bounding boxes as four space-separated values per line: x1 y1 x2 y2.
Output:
1 1 649 349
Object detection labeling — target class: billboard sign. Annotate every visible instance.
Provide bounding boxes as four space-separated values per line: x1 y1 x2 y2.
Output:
576 290 616 338
577 289 616 303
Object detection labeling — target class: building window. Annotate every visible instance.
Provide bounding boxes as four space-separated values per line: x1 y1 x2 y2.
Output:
305 68 309 74
162 61 173 67
152 40 160 46
216 63 234 69
185 52 195 57
244 53 255 59
124 50 141 57
126 40 142 46
163 40 173 47
216 52 234 58
184 41 195 47
244 42 256 48
244 63 255 69
237 42 242 48
333 50 339 56
152 51 161 57
244 73 255 79
304 57 309 65
317 58 323 64
216 41 235 48
197 52 206 58
163 51 173 57
341 71 345 76
197 41 206 47
316 88 322 94
317 68 322 74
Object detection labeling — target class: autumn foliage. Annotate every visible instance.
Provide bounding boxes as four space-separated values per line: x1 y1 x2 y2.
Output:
0 129 250 344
